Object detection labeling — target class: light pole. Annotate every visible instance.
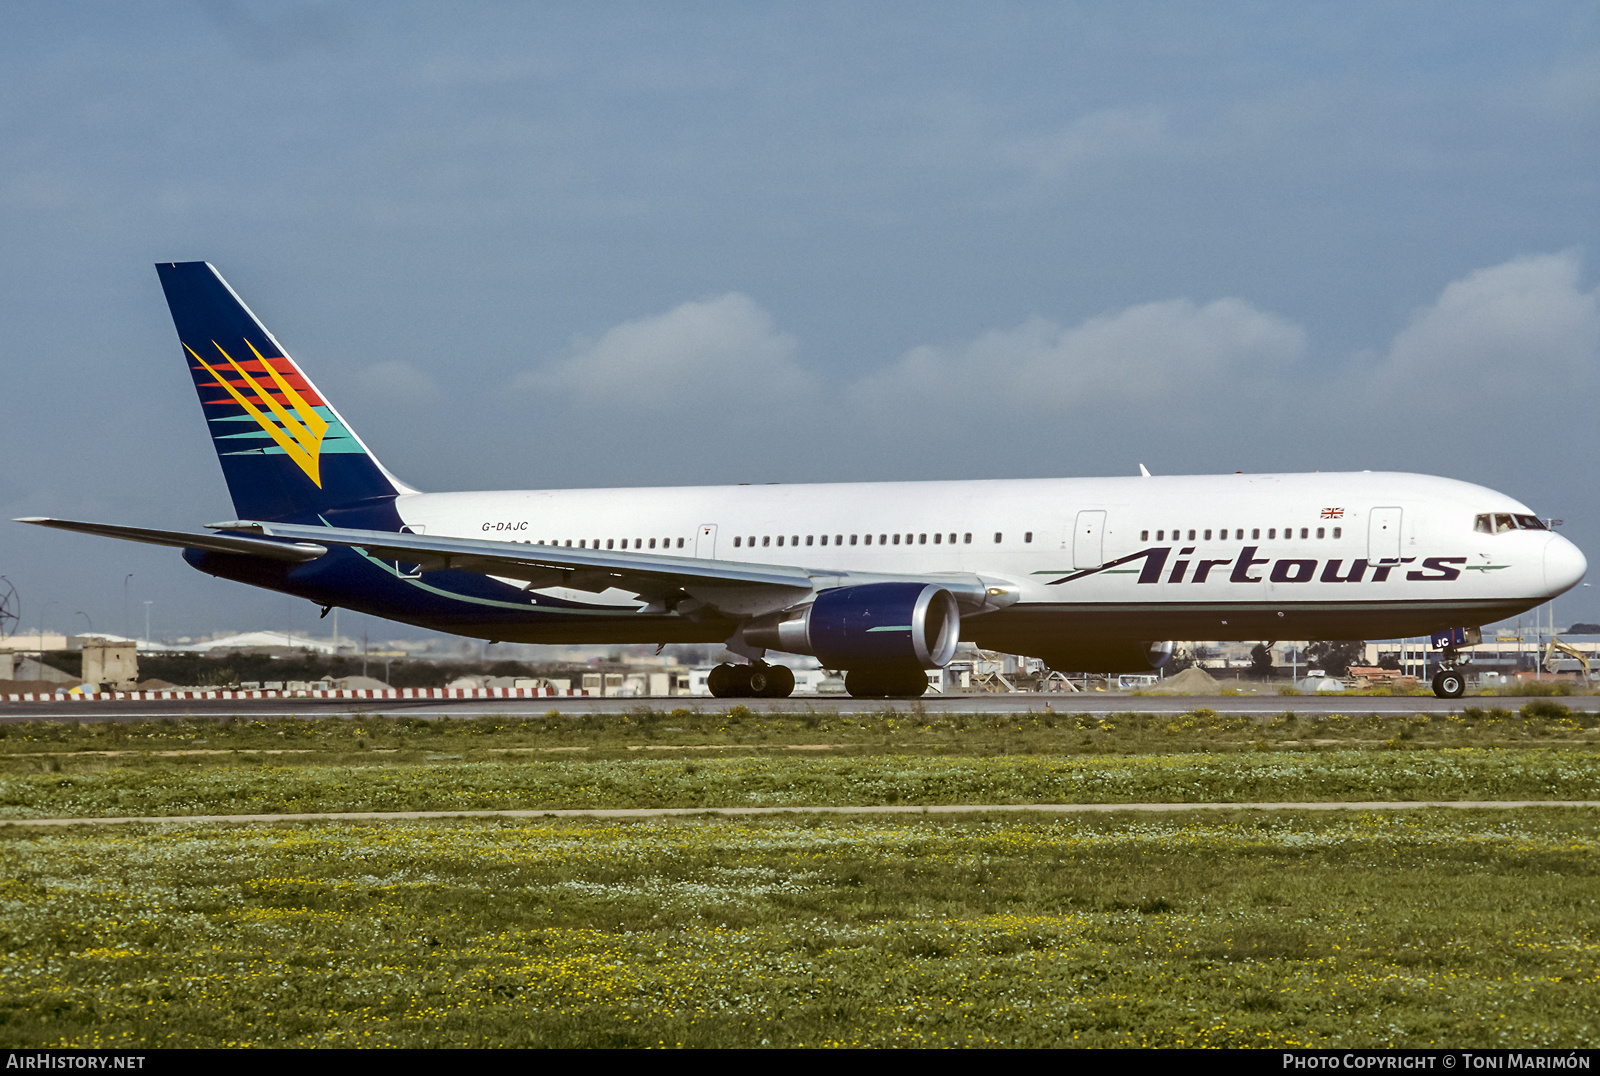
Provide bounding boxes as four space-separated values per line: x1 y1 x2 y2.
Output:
38 601 56 672
123 574 132 640
142 601 153 647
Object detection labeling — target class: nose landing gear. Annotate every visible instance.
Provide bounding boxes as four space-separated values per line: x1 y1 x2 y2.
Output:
1431 667 1465 699
1429 628 1480 699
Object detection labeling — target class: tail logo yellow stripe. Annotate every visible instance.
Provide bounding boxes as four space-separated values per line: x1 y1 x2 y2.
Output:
187 340 329 487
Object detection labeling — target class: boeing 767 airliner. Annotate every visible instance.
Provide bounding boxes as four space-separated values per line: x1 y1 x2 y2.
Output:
18 262 1588 698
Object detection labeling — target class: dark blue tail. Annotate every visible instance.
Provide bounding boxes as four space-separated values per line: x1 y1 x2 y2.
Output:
156 262 406 525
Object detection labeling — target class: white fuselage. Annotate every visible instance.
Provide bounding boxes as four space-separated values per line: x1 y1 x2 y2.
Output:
390 470 1586 647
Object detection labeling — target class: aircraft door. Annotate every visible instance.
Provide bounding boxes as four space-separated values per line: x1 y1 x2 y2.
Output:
1369 507 1402 563
1073 511 1106 570
696 524 717 558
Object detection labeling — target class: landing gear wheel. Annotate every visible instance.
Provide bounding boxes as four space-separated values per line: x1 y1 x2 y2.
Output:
844 668 929 698
1432 669 1465 699
750 664 795 699
711 662 796 699
746 665 772 696
707 663 742 698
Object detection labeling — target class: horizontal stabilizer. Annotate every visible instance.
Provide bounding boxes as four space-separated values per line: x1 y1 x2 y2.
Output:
16 517 328 563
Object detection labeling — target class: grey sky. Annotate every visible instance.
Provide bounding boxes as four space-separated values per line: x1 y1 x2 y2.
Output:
3 2 1597 643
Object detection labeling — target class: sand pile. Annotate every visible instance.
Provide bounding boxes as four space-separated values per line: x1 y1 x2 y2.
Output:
1145 666 1221 694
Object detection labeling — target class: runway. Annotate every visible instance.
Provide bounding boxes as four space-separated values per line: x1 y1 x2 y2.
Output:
3 691 1596 722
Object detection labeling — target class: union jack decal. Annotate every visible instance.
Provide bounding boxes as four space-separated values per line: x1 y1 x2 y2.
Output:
1321 507 1344 519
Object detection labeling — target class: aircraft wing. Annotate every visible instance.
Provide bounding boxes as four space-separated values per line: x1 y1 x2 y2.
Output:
216 519 1002 616
16 517 329 563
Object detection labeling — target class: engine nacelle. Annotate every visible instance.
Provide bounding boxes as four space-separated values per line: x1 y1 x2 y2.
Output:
1036 640 1174 674
744 582 961 670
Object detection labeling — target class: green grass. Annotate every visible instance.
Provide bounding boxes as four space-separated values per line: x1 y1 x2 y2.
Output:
0 811 1595 1048
1 706 1595 819
1 749 1598 819
1 706 1595 1047
2 701 1596 762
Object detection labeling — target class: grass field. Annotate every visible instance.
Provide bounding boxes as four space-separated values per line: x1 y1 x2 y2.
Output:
0 705 1595 1048
2 812 1596 1048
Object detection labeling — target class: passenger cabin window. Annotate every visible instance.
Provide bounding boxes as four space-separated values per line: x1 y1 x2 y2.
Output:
994 532 1003 543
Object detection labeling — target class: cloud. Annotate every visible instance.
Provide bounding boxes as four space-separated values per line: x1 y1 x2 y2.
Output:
1004 107 1172 182
1372 250 1599 404
851 296 1305 414
526 292 813 418
494 252 1595 485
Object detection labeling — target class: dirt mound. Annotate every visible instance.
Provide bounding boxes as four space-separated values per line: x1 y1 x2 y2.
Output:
1146 666 1220 694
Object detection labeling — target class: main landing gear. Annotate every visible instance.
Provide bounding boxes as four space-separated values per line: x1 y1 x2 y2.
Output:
844 668 930 699
707 662 796 699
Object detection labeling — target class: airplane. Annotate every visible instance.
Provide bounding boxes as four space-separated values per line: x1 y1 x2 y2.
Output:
18 262 1588 699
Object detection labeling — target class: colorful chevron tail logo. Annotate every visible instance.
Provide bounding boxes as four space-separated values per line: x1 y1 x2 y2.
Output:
187 340 329 487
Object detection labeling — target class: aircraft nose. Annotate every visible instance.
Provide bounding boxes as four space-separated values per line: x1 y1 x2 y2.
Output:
1544 534 1588 596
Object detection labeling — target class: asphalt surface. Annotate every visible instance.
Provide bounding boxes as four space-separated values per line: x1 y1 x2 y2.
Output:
3 691 1596 722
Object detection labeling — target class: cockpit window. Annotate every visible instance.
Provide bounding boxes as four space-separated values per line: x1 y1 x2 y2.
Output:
1476 512 1547 534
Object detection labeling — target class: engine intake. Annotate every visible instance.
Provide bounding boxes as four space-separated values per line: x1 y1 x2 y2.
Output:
745 582 960 670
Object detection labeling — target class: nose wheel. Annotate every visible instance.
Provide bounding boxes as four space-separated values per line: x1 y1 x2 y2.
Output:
1431 668 1465 699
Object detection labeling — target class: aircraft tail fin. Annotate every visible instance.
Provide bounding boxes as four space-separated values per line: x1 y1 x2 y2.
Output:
155 262 409 523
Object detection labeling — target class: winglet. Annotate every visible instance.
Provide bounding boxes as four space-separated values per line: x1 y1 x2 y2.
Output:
1138 463 1152 477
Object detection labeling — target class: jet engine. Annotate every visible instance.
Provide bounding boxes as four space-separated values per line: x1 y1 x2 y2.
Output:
743 581 960 670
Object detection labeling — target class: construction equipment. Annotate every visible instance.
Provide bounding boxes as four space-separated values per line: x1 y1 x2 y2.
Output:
1542 637 1593 684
